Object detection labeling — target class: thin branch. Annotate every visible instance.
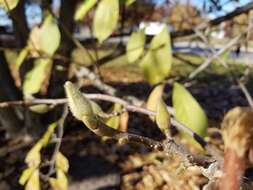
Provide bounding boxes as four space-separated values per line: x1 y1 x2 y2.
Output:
0 93 219 158
189 33 243 79
46 105 68 177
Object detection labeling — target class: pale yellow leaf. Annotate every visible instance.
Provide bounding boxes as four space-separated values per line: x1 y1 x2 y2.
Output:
25 169 40 190
29 104 51 114
57 169 68 190
23 58 52 95
56 152 69 173
0 0 19 11
28 14 60 56
49 178 61 190
75 0 97 21
19 168 34 185
126 29 145 63
93 0 119 43
25 142 42 168
41 122 57 147
105 103 122 130
146 84 164 120
156 98 170 136
16 47 29 70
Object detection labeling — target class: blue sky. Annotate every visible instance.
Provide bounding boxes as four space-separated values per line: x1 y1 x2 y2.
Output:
155 0 252 18
0 0 252 27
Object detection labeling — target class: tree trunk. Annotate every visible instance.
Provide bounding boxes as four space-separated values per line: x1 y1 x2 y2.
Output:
0 51 24 137
48 0 78 98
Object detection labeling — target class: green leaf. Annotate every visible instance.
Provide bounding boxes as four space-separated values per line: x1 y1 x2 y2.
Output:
172 82 207 138
16 47 29 69
23 58 52 95
146 84 164 120
25 142 42 168
64 81 94 120
0 0 19 11
156 98 170 136
105 103 122 129
140 27 172 84
25 169 40 190
90 100 104 115
29 104 51 114
93 0 119 43
126 29 145 63
29 14 60 56
56 152 69 173
75 0 97 21
19 168 34 186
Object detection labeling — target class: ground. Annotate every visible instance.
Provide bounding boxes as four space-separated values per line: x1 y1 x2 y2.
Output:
0 52 253 189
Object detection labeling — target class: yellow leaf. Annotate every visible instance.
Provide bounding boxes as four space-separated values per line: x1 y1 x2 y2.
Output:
126 29 145 63
19 168 34 185
49 178 61 190
146 84 164 120
56 152 69 173
25 169 40 190
57 169 68 190
16 47 29 70
93 0 119 43
23 58 52 95
156 99 170 137
75 0 97 21
29 104 51 114
125 0 135 6
105 103 122 130
25 142 42 168
28 14 60 56
41 122 57 147
0 0 19 11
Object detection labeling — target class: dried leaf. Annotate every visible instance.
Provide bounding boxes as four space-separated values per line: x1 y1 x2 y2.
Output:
119 111 129 132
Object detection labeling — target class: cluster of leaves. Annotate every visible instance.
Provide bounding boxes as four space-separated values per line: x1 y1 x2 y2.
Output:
19 123 69 190
0 0 209 188
147 83 207 139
